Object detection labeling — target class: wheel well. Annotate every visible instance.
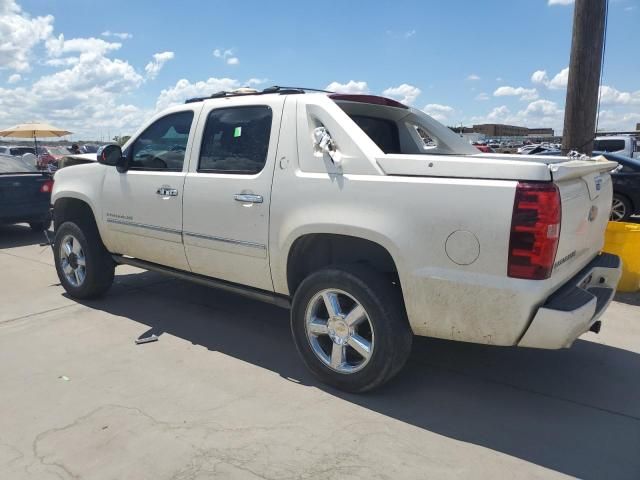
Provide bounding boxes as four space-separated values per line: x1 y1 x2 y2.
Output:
53 198 97 232
286 234 399 294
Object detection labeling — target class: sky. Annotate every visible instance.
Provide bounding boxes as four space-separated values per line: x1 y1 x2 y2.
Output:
1 0 638 140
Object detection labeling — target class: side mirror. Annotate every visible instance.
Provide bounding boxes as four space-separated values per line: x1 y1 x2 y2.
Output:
313 126 342 166
97 144 128 172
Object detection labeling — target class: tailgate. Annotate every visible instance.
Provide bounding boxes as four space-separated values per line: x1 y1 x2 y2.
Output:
550 158 617 286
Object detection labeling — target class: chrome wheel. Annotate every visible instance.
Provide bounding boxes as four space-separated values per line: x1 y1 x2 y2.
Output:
610 197 627 221
59 234 86 287
304 289 374 374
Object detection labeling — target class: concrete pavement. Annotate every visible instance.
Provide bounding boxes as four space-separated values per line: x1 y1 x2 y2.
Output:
1 224 639 479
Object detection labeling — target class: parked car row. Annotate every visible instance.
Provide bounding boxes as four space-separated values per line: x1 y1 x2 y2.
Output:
0 144 101 171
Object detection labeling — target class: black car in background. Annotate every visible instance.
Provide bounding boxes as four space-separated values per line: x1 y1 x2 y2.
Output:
0 154 53 231
595 151 640 221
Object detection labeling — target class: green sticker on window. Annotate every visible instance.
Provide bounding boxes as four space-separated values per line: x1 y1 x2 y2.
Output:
233 126 242 138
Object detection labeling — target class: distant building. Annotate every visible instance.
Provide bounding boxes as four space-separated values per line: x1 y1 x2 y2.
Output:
471 124 554 137
636 123 640 131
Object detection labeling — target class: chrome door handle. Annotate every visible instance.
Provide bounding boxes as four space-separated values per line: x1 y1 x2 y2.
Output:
234 193 263 204
157 186 178 197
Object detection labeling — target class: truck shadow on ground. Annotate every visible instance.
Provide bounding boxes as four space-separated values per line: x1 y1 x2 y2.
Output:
78 273 640 480
0 224 50 249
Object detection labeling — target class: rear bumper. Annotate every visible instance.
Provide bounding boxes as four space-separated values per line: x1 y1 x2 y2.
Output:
518 253 622 349
0 203 51 225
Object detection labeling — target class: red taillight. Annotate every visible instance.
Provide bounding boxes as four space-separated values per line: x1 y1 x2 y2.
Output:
508 182 561 280
40 179 53 194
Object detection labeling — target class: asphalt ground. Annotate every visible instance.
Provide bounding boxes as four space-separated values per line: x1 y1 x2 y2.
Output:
1 224 639 479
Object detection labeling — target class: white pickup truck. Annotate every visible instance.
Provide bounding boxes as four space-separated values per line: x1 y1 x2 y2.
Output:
51 87 622 392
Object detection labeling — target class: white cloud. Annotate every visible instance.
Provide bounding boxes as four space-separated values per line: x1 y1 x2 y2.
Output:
382 83 421 105
0 0 54 71
144 51 175 79
0 1 149 138
213 48 239 65
467 74 481 81
531 70 548 84
597 109 640 131
155 77 242 111
472 99 564 132
599 85 640 105
423 103 454 123
45 57 79 67
46 34 121 58
325 80 369 94
494 86 538 101
101 30 132 40
549 68 569 89
521 99 562 117
484 105 510 122
548 0 574 5
531 67 568 89
475 92 489 101
496 77 503 82
404 29 416 38
246 78 268 86
7 73 20 83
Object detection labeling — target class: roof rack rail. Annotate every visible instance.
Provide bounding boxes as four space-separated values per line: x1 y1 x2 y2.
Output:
184 85 332 104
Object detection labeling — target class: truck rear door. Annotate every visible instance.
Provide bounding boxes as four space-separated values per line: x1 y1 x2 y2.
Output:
182 97 285 291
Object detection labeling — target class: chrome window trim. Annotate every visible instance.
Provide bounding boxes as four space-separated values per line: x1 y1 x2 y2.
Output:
183 231 266 250
105 219 266 250
106 218 182 235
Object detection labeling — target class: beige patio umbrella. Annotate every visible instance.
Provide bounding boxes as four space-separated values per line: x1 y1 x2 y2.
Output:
0 122 72 155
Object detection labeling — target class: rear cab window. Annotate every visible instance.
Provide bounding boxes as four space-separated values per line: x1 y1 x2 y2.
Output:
330 94 477 156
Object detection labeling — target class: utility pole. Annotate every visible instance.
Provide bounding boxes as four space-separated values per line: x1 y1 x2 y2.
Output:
561 0 607 156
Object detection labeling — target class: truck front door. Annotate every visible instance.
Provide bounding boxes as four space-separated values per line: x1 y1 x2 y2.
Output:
101 108 199 271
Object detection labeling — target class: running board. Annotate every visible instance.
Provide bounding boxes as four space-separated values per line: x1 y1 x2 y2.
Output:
112 255 291 309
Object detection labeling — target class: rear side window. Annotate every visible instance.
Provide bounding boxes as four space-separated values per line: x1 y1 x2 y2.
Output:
594 139 626 152
199 106 272 174
349 115 401 154
130 111 194 171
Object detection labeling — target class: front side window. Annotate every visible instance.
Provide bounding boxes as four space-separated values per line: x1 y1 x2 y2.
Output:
130 111 194 171
199 106 272 174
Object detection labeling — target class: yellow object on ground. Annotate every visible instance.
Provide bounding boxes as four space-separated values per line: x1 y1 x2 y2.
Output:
603 222 640 292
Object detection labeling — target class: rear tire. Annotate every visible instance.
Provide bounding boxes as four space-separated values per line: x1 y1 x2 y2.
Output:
291 264 412 393
53 221 115 299
610 194 631 222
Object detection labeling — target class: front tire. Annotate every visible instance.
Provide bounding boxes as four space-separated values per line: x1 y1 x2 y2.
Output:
291 265 412 393
54 221 115 299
